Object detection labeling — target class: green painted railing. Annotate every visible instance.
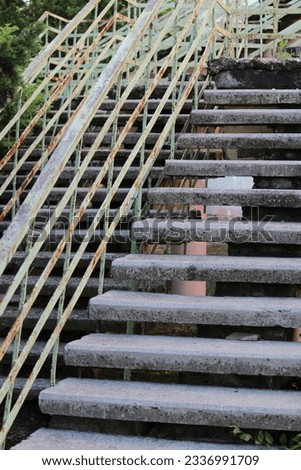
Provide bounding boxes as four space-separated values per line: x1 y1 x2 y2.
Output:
1 0 301 449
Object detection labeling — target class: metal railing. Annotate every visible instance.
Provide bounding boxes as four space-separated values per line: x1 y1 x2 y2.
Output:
0 0 301 448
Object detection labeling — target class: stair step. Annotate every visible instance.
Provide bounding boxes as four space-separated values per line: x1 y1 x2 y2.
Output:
3 187 147 204
0 208 134 225
14 148 184 161
0 166 164 186
25 132 177 147
8 252 124 269
52 113 189 127
204 89 301 105
1 306 95 330
177 133 301 149
0 275 130 297
39 378 301 431
89 290 301 328
148 188 301 207
165 159 301 177
0 376 50 400
78 98 202 111
191 109 301 125
111 254 301 284
0 340 64 365
132 219 301 244
12 428 254 450
64 333 301 377
1 229 131 245
107 81 211 99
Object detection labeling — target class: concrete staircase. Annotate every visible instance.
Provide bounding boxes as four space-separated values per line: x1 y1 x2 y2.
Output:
13 78 301 448
0 83 200 401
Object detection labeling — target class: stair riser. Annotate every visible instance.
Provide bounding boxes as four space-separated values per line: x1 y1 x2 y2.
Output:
204 90 301 105
190 110 301 126
0 278 129 297
132 221 300 244
111 254 301 285
112 266 301 284
178 134 301 149
164 160 301 178
89 303 301 328
64 350 301 377
148 189 301 208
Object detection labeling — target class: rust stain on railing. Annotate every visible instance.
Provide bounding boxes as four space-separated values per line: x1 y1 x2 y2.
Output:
1 0 300 449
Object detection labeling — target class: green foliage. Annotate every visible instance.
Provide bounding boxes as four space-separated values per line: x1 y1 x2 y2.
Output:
27 0 88 20
0 0 44 110
231 426 301 450
26 0 128 21
276 39 292 59
232 427 274 448
0 0 129 137
0 82 45 155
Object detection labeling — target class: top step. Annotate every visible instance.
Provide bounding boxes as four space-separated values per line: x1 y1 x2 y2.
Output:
204 90 301 106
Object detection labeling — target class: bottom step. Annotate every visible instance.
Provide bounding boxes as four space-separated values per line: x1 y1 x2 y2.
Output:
39 378 301 431
12 428 261 450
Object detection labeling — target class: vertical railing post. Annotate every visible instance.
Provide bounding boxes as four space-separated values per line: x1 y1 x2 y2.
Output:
273 0 280 57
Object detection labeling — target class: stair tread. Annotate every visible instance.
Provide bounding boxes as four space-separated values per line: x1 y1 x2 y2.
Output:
111 254 301 284
204 89 301 105
0 339 64 360
39 378 301 430
148 187 301 207
9 251 124 264
2 305 93 327
64 333 301 376
132 218 301 244
0 275 130 294
191 109 301 125
89 290 301 328
165 159 301 177
0 376 50 399
178 133 301 149
12 428 255 450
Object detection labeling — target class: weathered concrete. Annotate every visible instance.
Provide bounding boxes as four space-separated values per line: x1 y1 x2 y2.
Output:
0 275 130 296
0 377 50 400
108 81 212 99
1 305 96 331
39 378 301 431
8 251 124 270
208 59 301 89
190 109 301 125
204 89 301 105
1 340 64 365
148 187 301 207
132 219 301 244
89 290 301 328
64 333 301 376
178 133 301 149
111 254 301 284
12 428 259 450
165 159 301 177
209 58 301 74
3 187 148 204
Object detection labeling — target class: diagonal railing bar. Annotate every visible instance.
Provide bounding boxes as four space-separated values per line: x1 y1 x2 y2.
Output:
0 0 162 276
0 0 188 331
0 13 219 446
22 0 114 85
0 0 219 366
0 19 119 211
0 2 124 145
